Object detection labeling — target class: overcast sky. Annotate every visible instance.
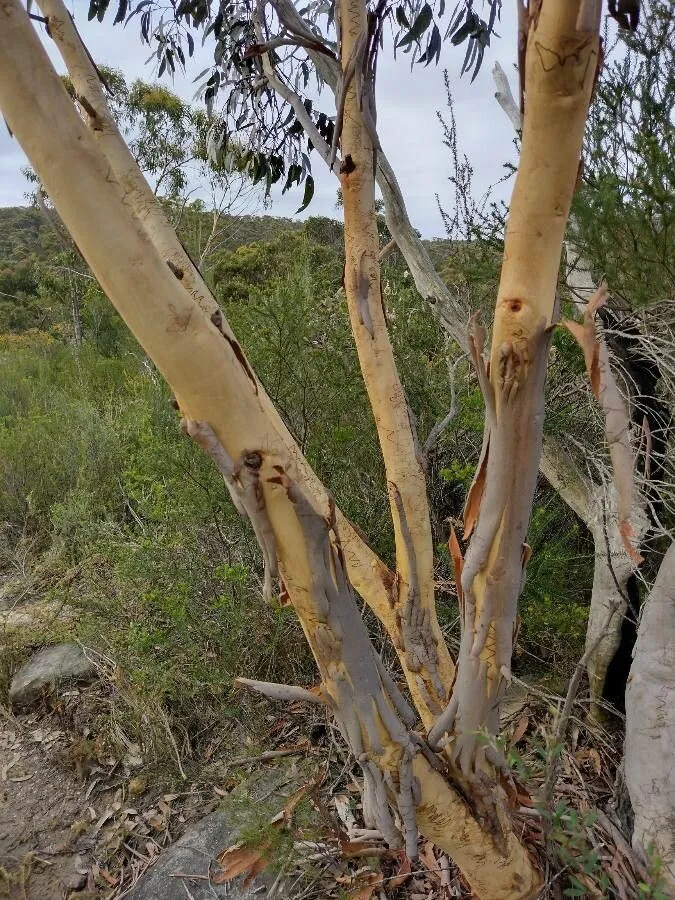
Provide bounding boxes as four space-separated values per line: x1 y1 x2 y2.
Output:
0 0 521 237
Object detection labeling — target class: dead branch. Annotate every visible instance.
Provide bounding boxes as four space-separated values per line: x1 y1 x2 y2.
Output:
492 61 522 132
234 677 326 705
422 353 465 460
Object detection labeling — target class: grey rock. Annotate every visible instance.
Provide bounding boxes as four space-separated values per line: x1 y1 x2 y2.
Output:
9 643 96 706
62 870 88 892
126 809 273 899
61 854 88 892
127 760 308 900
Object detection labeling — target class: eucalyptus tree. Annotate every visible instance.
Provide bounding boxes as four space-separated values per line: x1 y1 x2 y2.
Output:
0 0 656 896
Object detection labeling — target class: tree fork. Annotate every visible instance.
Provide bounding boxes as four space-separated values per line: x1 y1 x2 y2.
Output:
29 0 460 724
260 472 542 900
0 3 545 894
5 0 451 679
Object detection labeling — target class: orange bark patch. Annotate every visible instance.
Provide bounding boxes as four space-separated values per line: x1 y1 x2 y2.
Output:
448 526 464 606
463 441 489 539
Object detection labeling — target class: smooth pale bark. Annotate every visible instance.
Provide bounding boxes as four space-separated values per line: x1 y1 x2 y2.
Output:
430 0 602 775
625 543 675 892
337 0 454 722
36 0 218 321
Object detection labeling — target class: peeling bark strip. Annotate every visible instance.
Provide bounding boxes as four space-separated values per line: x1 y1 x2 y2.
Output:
281 478 419 853
430 1 601 776
562 284 643 563
210 310 259 394
181 421 277 603
390 483 444 714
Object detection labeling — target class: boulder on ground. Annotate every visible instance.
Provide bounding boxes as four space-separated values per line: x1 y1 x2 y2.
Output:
128 760 311 900
126 809 273 899
9 642 96 706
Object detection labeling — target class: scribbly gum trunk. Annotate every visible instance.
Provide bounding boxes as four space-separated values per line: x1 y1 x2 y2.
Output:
337 0 454 725
430 0 601 774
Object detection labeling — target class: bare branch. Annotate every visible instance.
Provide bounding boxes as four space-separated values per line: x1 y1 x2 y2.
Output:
234 676 327 705
492 62 522 132
253 15 338 174
422 353 465 459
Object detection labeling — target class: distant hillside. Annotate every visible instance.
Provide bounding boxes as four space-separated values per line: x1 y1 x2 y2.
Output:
0 206 62 265
0 205 306 268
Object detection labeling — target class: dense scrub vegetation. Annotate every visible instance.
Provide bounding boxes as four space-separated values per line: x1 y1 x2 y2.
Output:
0 202 593 757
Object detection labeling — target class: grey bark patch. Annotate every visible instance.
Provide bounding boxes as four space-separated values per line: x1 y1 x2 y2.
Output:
9 643 95 706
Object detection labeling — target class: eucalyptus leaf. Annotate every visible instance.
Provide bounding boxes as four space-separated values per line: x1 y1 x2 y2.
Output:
296 174 314 213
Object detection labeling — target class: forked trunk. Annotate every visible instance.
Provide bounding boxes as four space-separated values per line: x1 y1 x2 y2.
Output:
0 0 608 895
0 3 540 895
35 0 455 725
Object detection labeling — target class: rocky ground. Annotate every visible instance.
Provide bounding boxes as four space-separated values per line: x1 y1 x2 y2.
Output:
0 634 278 899
0 624 650 899
0 699 307 899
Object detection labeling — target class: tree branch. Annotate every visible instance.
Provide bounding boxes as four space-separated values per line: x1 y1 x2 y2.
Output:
492 61 522 132
234 676 326 704
252 15 339 174
422 353 464 460
336 0 454 720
